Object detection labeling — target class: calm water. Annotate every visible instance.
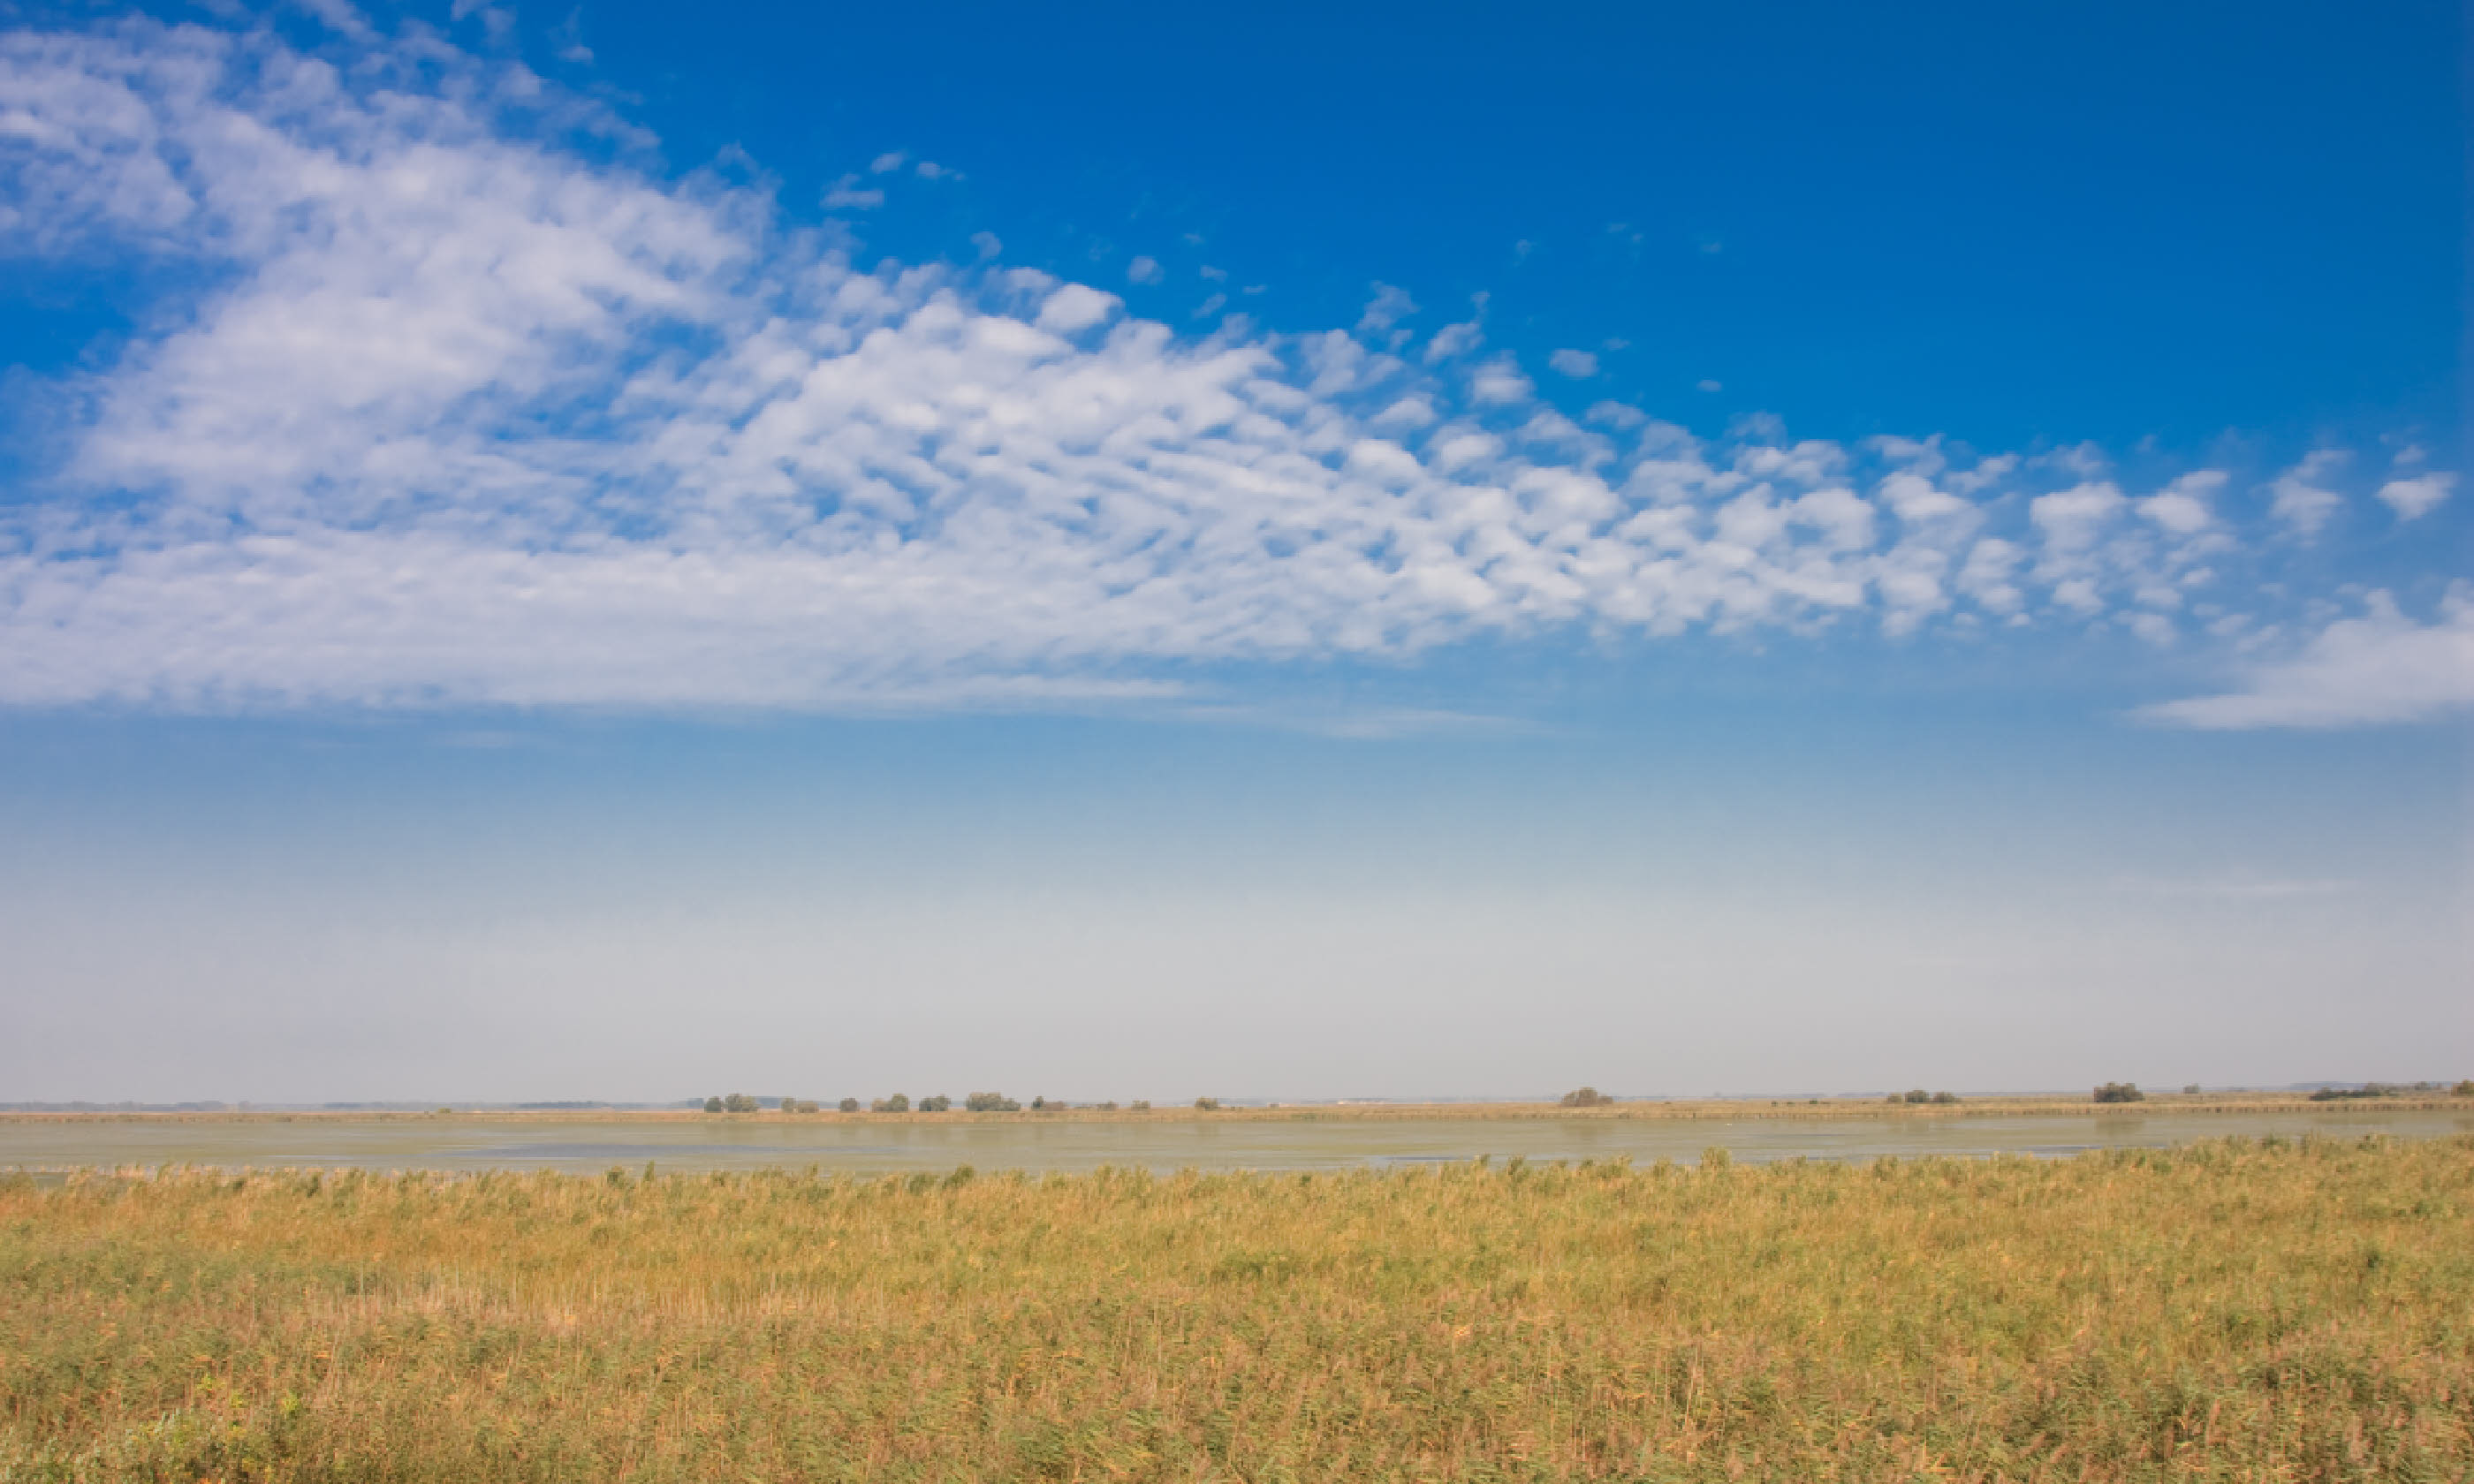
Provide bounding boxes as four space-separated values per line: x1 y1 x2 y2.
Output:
4 1108 2468 1176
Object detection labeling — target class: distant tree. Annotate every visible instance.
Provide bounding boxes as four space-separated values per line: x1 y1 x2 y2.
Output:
719 1093 759 1113
1129 1100 1151 1111
966 1092 1020 1112
2310 1083 2407 1102
917 1094 952 1112
2184 1084 2203 1094
873 1094 910 1113
2092 1082 2144 1104
702 1096 725 1113
1930 1091 1959 1105
2456 1080 2474 1097
1901 1089 1931 1104
838 1097 861 1112
1194 1097 1221 1111
1559 1086 1613 1108
1095 1101 1119 1111
1031 1096 1049 1110
784 1098 818 1114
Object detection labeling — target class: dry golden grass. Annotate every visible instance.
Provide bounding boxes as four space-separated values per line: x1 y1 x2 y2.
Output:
3 1135 2470 1481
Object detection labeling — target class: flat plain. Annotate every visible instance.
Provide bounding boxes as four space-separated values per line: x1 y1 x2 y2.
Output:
4 1131 2470 1480
5 1094 2470 1177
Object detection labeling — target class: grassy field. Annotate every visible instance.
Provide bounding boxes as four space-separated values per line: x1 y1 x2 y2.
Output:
3 1136 2469 1482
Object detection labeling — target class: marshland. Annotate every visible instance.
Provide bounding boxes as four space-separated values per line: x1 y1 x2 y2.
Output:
4 1090 2470 1180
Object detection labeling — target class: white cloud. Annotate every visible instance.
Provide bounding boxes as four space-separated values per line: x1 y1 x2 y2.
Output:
1876 472 1967 526
550 6 591 64
1791 487 1875 551
2266 450 2347 539
1546 349 1597 379
1696 379 1721 393
1468 357 1533 405
822 173 883 210
914 160 951 179
869 151 907 173
1958 540 2024 616
2136 470 2222 534
2376 472 2454 520
0 16 2454 723
2030 482 2126 549
1029 283 1119 332
1125 254 1164 286
2137 587 2474 729
1423 322 1482 363
1356 282 1416 335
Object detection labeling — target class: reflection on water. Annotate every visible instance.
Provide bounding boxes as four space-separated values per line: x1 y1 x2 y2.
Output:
482 1142 910 1161
3 1108 2468 1176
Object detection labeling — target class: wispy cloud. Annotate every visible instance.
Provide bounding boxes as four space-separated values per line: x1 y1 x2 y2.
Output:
2266 450 2348 541
1546 349 1597 379
2134 587 2474 730
0 14 2458 720
822 173 884 210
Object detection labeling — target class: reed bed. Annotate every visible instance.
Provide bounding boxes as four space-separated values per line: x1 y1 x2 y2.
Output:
3 1135 2468 1481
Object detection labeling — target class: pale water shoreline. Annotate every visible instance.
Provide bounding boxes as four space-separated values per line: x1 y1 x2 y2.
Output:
6 1102 2468 1177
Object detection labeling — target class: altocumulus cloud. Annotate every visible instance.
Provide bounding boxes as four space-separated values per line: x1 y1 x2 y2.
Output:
0 14 2463 723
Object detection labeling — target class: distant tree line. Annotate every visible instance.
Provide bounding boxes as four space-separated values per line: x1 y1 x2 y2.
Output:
2310 1080 2462 1102
2092 1082 2144 1104
1559 1087 1614 1108
1885 1089 1961 1105
694 1090 1166 1115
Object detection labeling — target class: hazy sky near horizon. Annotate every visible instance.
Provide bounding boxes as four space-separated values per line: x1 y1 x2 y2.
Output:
0 0 2465 1102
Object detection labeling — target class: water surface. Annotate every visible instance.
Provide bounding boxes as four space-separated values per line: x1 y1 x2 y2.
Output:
5 1107 2467 1176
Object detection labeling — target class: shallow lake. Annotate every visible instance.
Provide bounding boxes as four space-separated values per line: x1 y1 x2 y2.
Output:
4 1106 2469 1176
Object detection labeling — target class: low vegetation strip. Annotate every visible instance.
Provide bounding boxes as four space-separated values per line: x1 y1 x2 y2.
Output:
5 1088 2471 1126
2 1136 2469 1481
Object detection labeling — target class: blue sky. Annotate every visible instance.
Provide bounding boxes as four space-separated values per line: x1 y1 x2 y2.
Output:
0 0 2463 1102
